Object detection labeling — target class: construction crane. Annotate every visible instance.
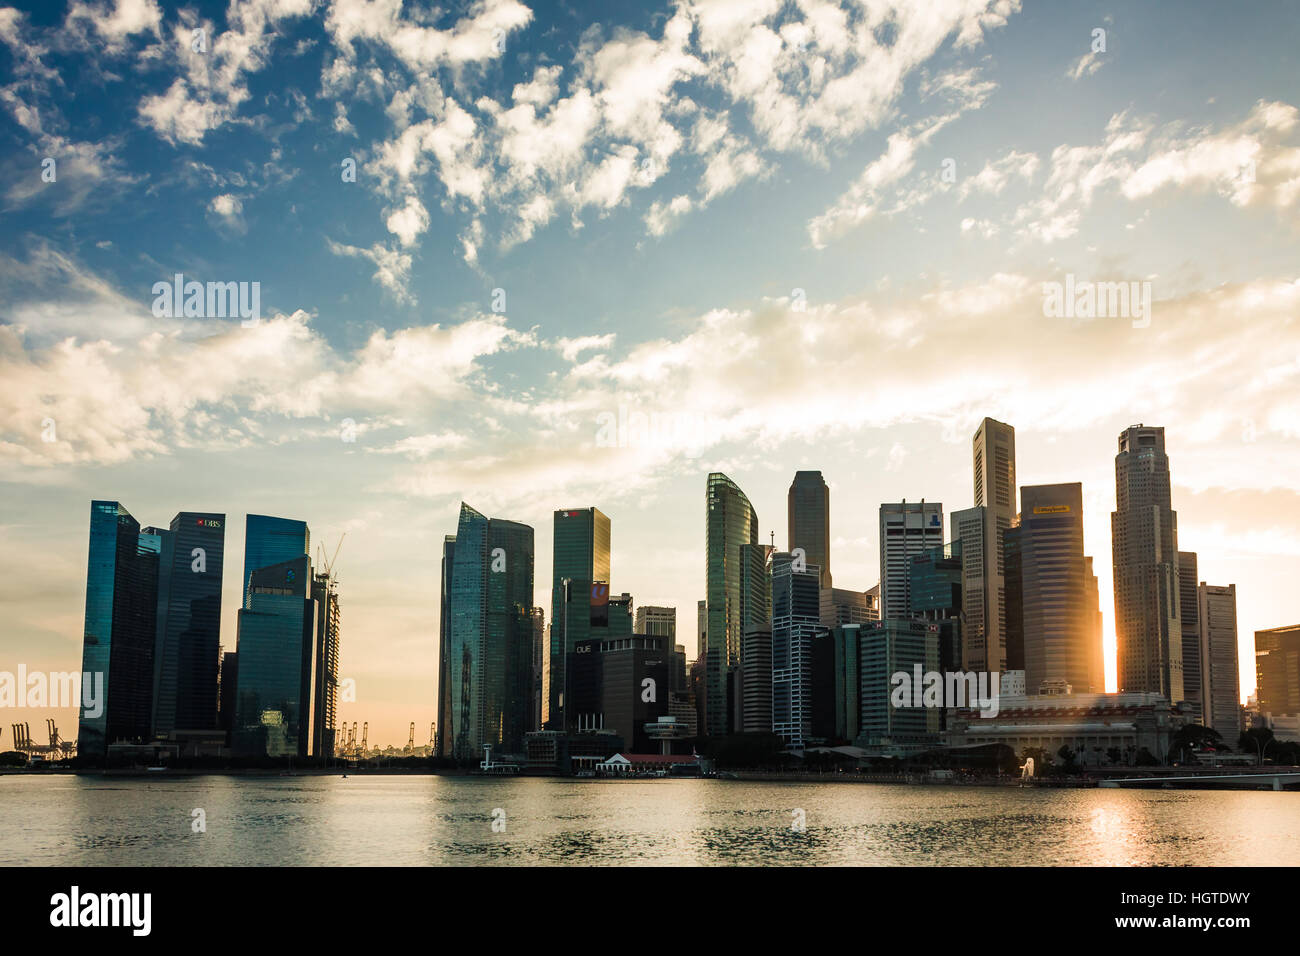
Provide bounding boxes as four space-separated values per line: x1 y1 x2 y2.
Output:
317 533 346 578
406 722 415 752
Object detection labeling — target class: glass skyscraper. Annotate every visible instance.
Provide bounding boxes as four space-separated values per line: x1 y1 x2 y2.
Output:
770 550 821 749
233 555 317 757
442 503 535 760
788 470 831 590
548 507 610 729
242 514 310 607
150 511 225 737
1112 425 1184 703
705 473 758 737
77 501 161 757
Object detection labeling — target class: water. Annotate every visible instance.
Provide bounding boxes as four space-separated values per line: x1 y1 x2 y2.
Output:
2 774 1297 866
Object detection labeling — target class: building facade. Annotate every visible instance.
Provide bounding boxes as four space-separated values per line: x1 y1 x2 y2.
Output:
548 507 610 730
77 501 162 757
705 473 758 737
442 503 536 759
771 552 821 749
1112 425 1184 704
233 555 317 757
1005 483 1100 695
151 511 226 739
1198 583 1239 744
971 417 1017 672
879 500 943 621
788 470 831 590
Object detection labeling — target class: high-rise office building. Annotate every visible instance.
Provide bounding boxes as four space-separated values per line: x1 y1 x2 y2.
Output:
233 555 318 757
442 503 535 759
437 535 455 755
950 506 989 671
697 599 706 660
1198 583 1239 743
549 507 610 729
530 607 545 732
1004 483 1099 694
771 551 821 749
705 473 759 737
568 635 671 752
311 569 342 758
909 541 963 674
151 512 226 739
242 514 310 607
879 500 943 621
739 542 773 734
1255 624 1300 732
218 650 238 740
1112 425 1184 703
1085 557 1105 693
1178 552 1202 722
858 620 941 748
788 470 831 590
820 588 878 628
969 417 1017 672
77 501 162 757
635 605 676 639
974 419 1017 666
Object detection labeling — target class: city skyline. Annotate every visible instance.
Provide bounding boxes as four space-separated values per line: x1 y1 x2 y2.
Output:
3 0 1299 749
17 416 1281 749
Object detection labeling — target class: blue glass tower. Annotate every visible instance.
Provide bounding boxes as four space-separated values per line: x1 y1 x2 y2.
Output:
233 555 318 757
151 512 226 737
242 514 310 606
442 503 534 760
77 501 161 757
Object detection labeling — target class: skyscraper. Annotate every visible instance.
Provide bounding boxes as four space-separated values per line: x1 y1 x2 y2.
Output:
530 606 545 732
950 506 989 671
1255 624 1300 732
879 500 943 621
705 473 758 737
549 507 610 729
1004 483 1099 694
970 417 1016 671
1112 425 1184 704
77 501 162 757
1085 557 1105 693
771 551 821 749
635 605 676 638
1178 552 1203 722
697 599 706 660
739 542 773 734
311 568 342 758
788 470 831 590
233 555 318 757
1198 583 1239 743
443 503 535 759
242 514 310 607
150 511 226 738
437 535 455 756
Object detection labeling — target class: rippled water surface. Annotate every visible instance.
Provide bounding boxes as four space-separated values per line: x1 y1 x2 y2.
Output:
2 775 1298 865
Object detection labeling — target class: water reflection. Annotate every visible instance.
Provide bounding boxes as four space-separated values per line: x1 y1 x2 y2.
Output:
1 776 1297 866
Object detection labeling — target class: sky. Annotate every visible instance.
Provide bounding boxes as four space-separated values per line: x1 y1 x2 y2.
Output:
1 0 1298 749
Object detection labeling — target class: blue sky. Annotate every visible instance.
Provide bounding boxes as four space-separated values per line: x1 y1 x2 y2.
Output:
2 0 1299 746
